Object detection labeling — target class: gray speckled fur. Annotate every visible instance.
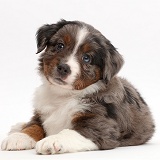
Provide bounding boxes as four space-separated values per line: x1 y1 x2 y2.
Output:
72 77 155 149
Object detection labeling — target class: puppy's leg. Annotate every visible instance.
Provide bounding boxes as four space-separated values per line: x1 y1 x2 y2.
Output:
119 84 155 146
36 129 98 155
1 113 45 151
119 110 155 147
72 111 121 151
36 112 120 154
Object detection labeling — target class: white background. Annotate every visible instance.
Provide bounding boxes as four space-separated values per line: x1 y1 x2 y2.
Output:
0 0 160 159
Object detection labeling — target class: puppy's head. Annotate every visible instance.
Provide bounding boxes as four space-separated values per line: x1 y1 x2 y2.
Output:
36 20 124 90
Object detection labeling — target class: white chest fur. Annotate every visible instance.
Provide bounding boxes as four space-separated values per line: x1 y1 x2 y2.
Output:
33 83 87 136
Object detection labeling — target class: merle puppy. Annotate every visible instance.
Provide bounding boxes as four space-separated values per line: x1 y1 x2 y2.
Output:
1 20 155 154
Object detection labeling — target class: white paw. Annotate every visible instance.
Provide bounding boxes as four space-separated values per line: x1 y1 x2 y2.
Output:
36 135 65 154
36 129 98 155
1 132 36 151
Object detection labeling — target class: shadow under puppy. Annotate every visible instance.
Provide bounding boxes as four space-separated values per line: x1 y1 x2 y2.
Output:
1 20 155 154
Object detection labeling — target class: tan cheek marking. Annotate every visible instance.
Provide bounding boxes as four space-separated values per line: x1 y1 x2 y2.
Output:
22 124 45 141
43 60 49 78
74 78 92 90
73 68 101 90
43 58 59 77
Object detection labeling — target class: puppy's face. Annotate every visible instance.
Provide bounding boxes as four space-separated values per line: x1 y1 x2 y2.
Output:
36 20 124 90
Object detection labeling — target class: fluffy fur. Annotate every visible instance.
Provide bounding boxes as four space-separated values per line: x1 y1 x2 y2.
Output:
1 20 155 154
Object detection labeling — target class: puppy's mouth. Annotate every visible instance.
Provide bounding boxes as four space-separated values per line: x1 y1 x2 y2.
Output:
47 77 73 90
54 78 67 85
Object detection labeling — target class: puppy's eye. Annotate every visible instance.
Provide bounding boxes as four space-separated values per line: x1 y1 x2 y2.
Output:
56 43 64 51
82 54 91 63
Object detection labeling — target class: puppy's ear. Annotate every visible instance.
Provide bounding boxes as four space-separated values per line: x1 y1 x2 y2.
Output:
36 24 55 54
103 43 124 81
36 19 68 54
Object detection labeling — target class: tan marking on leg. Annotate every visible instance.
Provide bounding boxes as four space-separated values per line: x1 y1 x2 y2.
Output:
22 124 45 141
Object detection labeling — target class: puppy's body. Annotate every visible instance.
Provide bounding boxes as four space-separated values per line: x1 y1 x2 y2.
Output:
1 20 154 154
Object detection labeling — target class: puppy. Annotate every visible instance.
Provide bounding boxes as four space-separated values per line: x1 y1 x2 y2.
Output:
1 20 155 154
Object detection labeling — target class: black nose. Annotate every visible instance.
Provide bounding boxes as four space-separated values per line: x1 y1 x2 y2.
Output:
57 64 71 77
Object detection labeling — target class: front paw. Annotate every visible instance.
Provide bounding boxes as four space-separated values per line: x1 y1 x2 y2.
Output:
1 132 36 151
36 129 98 155
36 136 64 155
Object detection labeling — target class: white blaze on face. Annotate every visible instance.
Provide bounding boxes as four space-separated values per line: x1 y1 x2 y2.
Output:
72 27 89 55
65 27 89 86
65 55 79 85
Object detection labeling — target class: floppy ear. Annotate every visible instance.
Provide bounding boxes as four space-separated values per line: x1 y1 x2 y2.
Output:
36 19 69 54
36 24 55 54
103 43 124 82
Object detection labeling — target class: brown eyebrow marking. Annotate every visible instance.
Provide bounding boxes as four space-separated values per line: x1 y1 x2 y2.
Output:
63 34 71 45
81 43 92 53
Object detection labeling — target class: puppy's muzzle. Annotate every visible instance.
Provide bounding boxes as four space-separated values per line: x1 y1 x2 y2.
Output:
57 64 71 79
